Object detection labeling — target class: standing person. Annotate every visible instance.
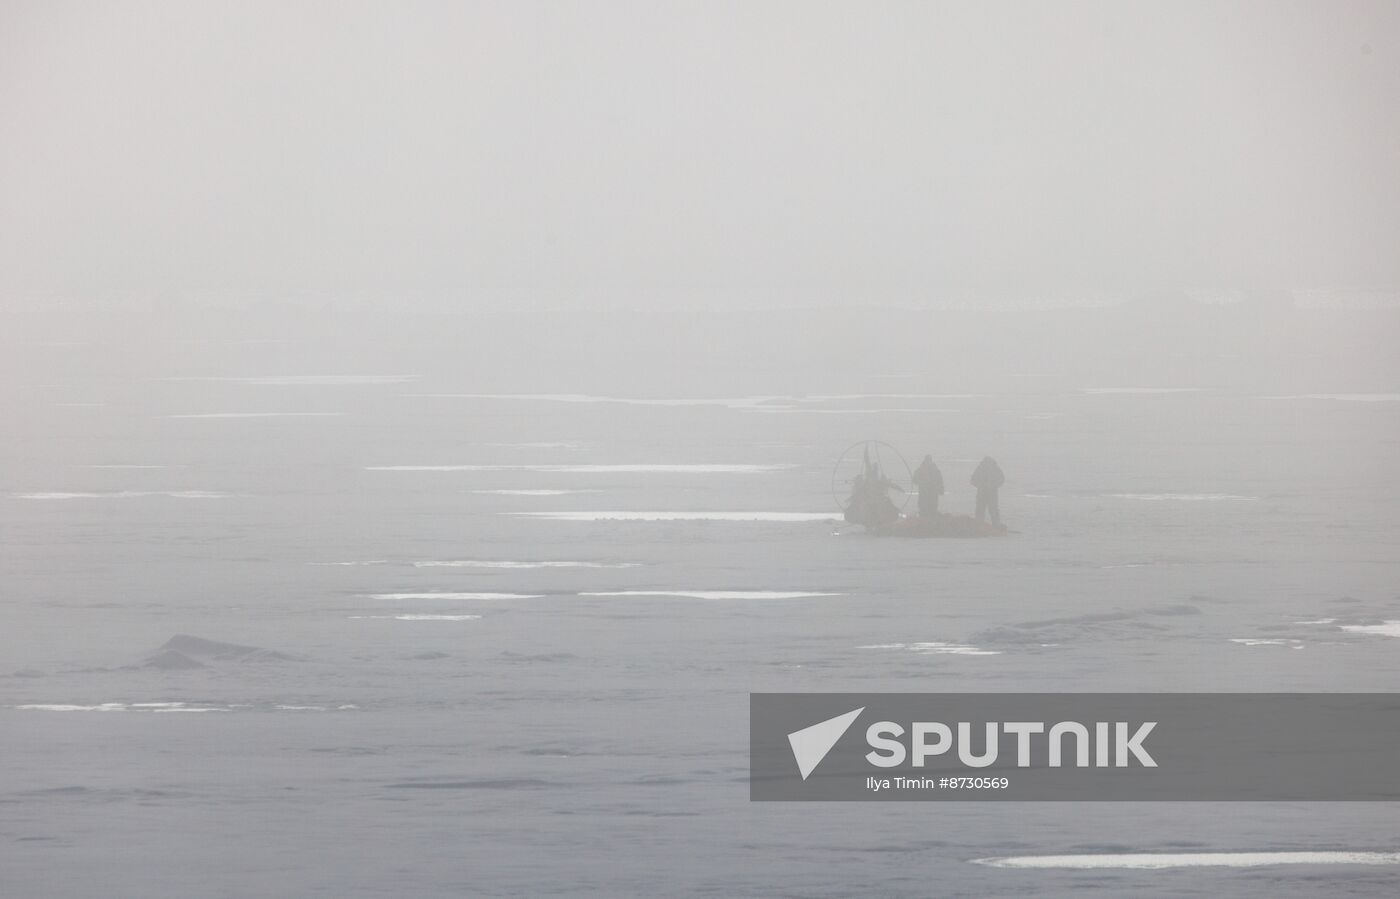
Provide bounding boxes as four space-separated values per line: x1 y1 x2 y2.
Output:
971 456 1005 526
912 454 944 518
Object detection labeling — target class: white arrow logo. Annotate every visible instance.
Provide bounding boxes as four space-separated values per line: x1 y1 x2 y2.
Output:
787 707 864 780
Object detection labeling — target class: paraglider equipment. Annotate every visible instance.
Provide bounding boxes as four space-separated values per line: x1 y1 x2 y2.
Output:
831 440 912 528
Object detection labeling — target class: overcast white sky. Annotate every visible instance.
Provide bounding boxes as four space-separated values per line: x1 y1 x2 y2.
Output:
2 0 1398 302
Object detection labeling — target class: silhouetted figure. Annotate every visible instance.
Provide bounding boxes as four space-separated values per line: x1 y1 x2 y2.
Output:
912 454 944 517
970 456 1004 526
843 471 868 524
843 448 901 528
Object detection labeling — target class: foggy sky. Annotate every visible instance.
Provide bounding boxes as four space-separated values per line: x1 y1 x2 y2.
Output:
2 0 1398 302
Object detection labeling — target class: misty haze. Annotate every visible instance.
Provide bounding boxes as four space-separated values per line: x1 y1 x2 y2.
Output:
4 2 1400 897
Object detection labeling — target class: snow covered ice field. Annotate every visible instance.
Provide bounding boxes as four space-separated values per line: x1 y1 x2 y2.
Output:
3 306 1400 897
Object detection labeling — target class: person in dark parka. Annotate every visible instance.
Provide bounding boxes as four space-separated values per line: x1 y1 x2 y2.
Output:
970 456 1005 526
912 454 944 518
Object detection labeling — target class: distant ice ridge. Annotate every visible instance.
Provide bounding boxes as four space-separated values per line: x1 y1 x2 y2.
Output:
1292 618 1400 637
1106 493 1258 501
368 464 791 473
366 592 545 600
972 851 1400 869
1081 387 1206 395
1263 393 1400 402
470 489 602 496
1340 620 1400 638
803 393 982 400
406 393 981 411
514 511 840 522
233 375 418 385
16 702 230 713
15 490 230 500
858 641 1000 656
753 393 971 414
751 407 959 415
313 560 638 569
84 464 167 469
367 589 837 600
165 412 345 419
349 614 483 621
405 393 789 409
1229 638 1304 648
161 375 418 385
1294 287 1400 309
413 560 639 569
14 701 358 713
580 590 842 600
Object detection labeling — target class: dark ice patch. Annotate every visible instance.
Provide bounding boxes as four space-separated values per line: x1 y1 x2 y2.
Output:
1145 604 1202 616
386 779 554 790
151 635 299 662
144 650 207 670
498 651 579 663
973 603 1206 646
